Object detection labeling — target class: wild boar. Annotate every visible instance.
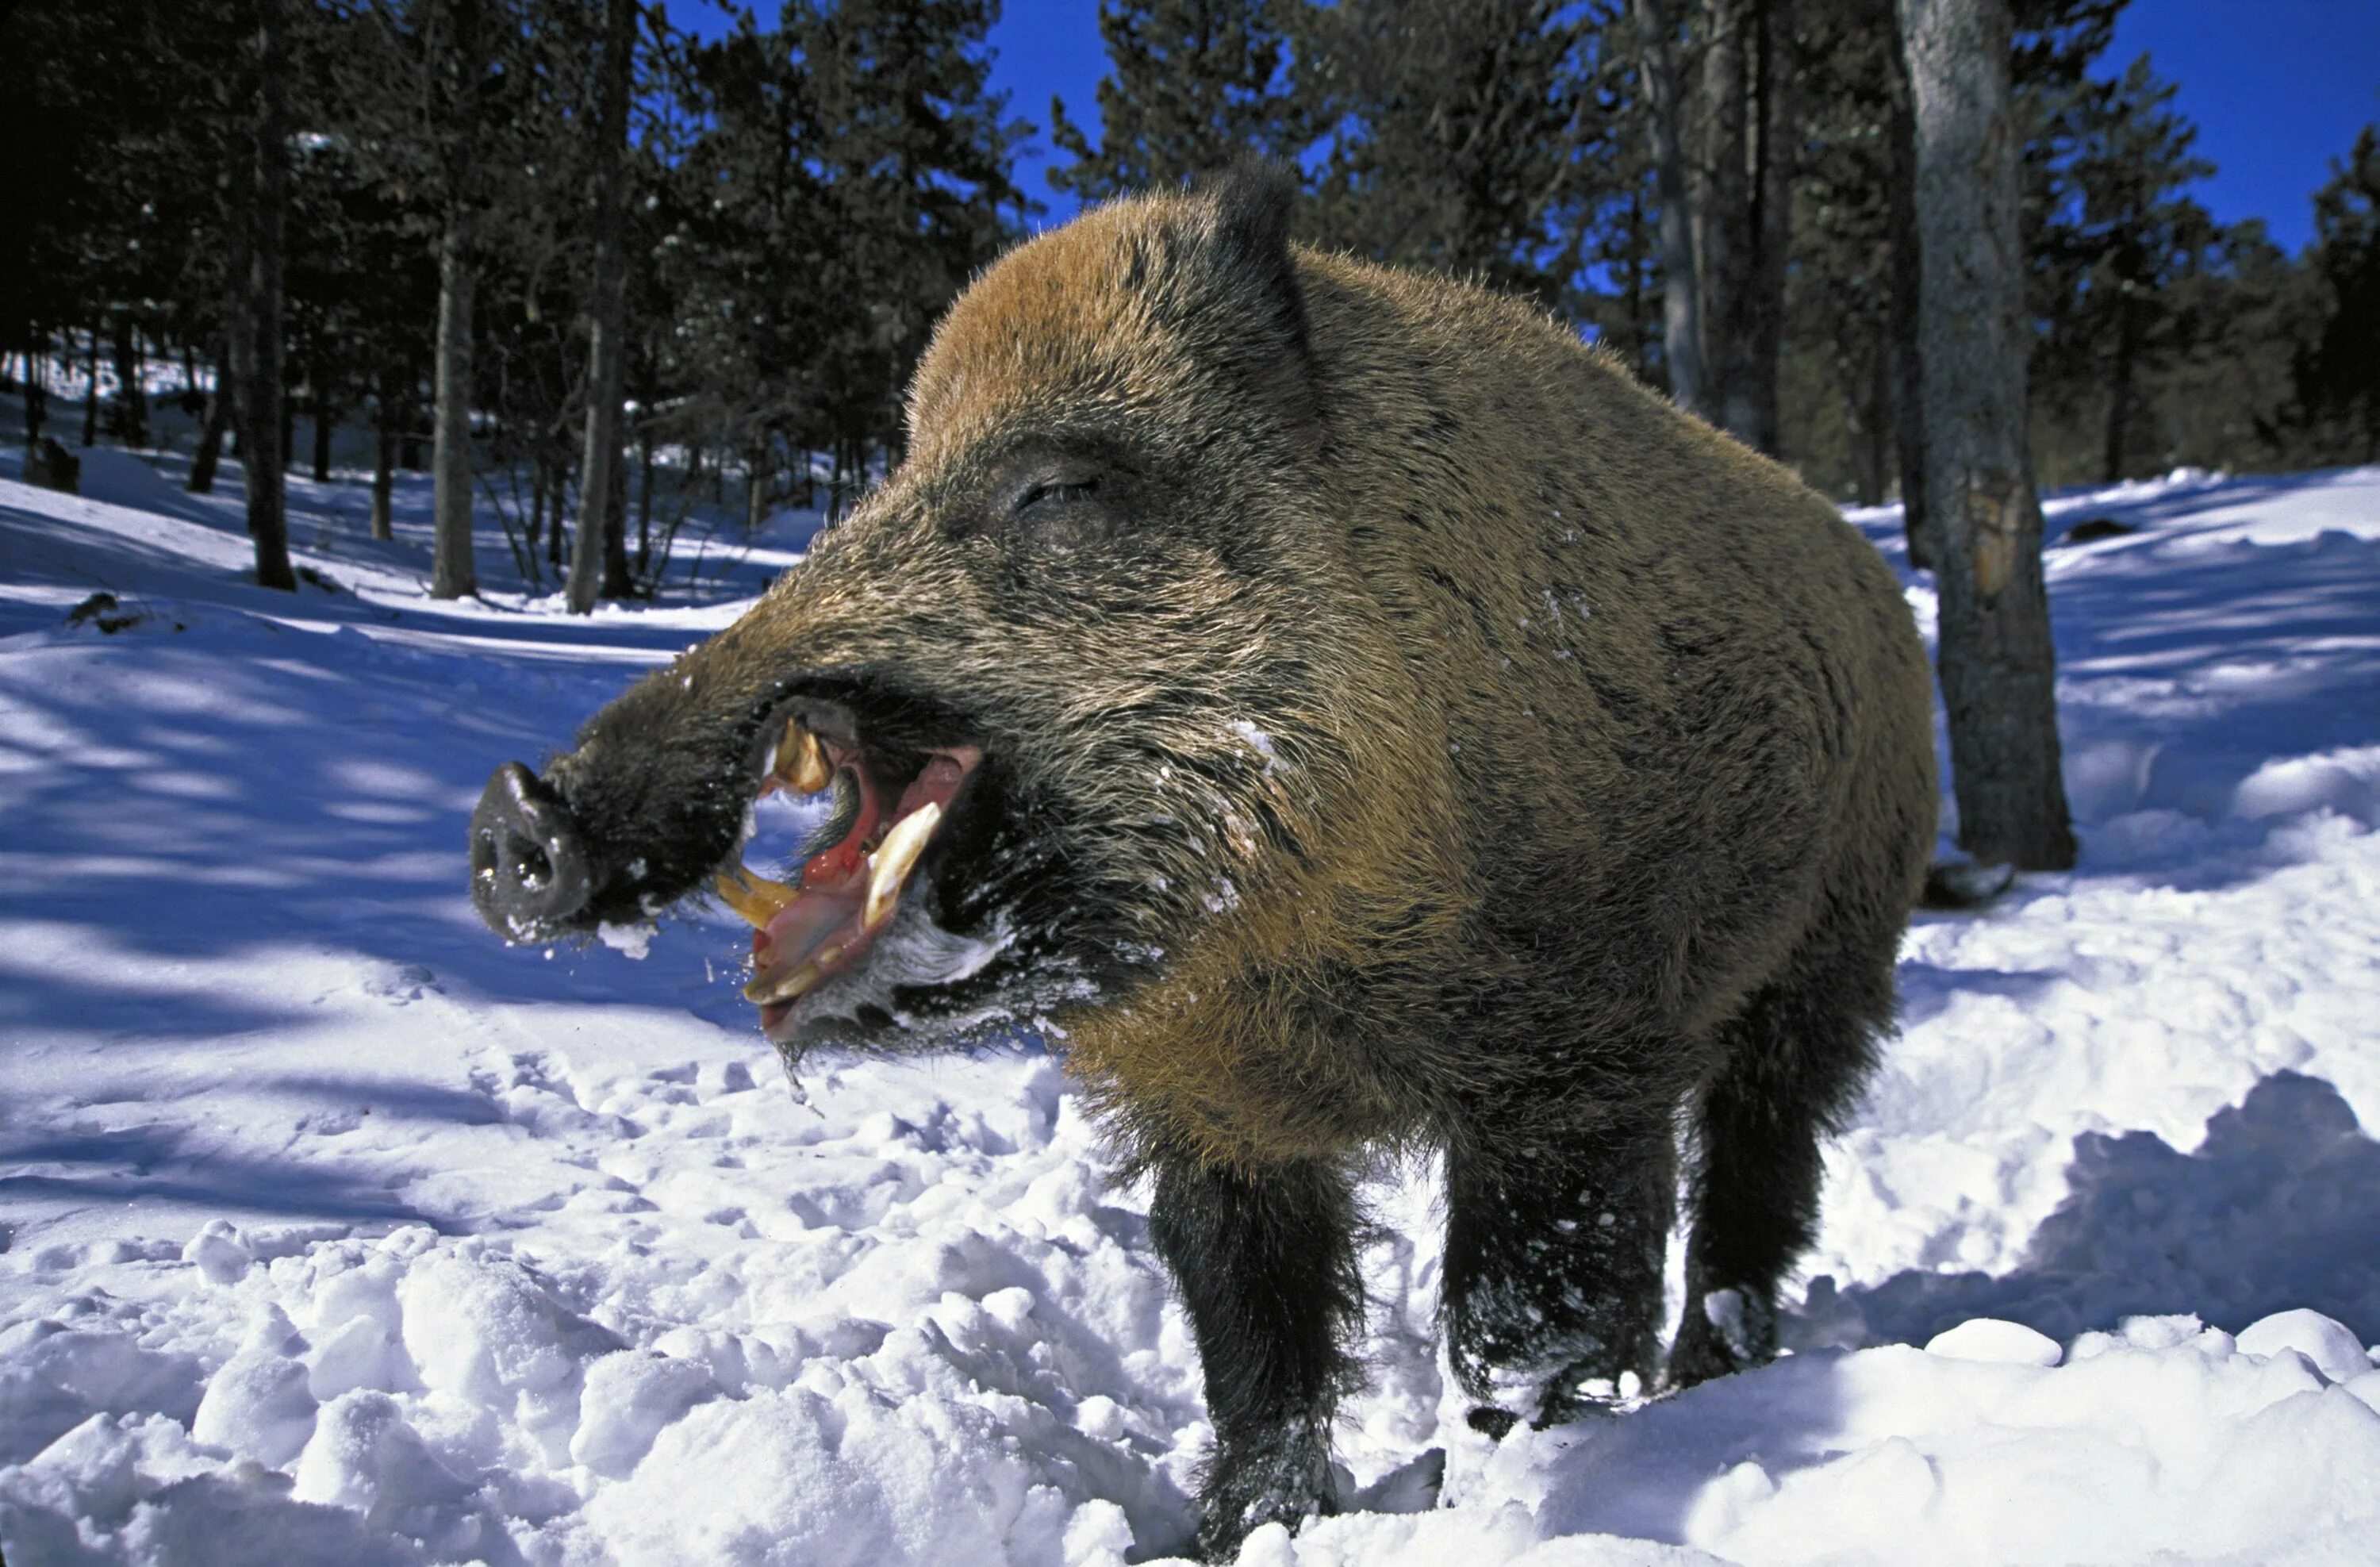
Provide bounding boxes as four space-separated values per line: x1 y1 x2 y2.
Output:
469 163 1936 1557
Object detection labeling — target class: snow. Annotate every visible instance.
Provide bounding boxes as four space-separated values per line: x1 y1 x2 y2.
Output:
2 443 2378 1565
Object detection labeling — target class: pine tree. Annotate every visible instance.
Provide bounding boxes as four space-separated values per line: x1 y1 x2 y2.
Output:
1296 0 1615 304
1048 0 1307 202
2300 125 2380 461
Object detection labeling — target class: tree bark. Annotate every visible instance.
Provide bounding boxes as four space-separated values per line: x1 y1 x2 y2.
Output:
2102 294 2136 482
748 439 772 533
82 327 100 446
22 329 48 445
111 315 148 448
1636 0 1707 417
313 386 335 481
190 352 231 494
1699 0 1795 454
566 0 637 613
1883 10 1931 567
1896 0 2075 869
370 369 396 540
1844 342 1890 507
428 0 483 601
236 0 297 592
633 421 655 575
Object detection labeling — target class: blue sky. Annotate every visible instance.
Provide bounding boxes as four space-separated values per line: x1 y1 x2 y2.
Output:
666 0 2380 252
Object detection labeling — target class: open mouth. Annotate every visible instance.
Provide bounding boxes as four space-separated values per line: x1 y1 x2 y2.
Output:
712 709 982 1038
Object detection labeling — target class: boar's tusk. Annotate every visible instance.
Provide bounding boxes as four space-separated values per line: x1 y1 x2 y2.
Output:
743 960 823 1004
780 718 833 796
864 802 942 930
716 866 800 928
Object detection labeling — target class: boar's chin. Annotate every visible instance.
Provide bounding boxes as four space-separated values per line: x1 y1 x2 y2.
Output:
704 689 1111 1060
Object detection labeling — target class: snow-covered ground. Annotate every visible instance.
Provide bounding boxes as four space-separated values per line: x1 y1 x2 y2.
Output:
2 442 2377 1565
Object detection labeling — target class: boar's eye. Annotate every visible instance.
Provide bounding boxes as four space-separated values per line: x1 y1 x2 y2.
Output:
1015 474 1099 513
1007 467 1114 553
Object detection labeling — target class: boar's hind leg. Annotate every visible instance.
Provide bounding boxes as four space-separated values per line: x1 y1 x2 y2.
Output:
1440 1106 1676 1434
1668 935 1895 1389
1149 1154 1365 1560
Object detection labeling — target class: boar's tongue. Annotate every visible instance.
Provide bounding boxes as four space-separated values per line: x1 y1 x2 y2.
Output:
717 744 979 1019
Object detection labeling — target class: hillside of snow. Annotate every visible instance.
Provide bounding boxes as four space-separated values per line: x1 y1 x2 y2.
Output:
2 443 2378 1565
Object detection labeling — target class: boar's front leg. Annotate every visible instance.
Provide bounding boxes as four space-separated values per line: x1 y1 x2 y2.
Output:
1441 1104 1676 1432
1149 1154 1365 1560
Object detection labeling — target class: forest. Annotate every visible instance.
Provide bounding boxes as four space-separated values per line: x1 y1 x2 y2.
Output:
3 0 2375 609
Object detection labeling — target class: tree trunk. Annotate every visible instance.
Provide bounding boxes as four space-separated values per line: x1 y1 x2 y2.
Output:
547 464 566 570
1699 0 1795 454
1844 341 1890 507
82 327 100 446
566 0 637 613
400 361 426 469
747 440 771 534
190 354 231 494
2102 294 2136 482
1883 7 1931 567
370 371 396 540
233 0 297 592
634 422 655 574
1636 0 1707 417
111 315 148 448
528 455 547 571
22 329 48 445
429 0 483 601
603 443 631 595
312 387 334 481
1896 0 2075 870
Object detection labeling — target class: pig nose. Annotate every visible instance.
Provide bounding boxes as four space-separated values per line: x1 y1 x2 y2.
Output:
470 762 594 938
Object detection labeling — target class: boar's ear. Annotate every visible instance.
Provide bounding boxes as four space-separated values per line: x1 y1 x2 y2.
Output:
1191 159 1305 344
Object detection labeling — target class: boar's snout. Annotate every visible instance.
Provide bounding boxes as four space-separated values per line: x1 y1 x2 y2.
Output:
470 761 595 941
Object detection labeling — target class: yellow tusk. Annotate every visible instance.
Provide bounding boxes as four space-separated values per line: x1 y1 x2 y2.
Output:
863 802 941 929
716 866 800 929
743 961 822 1004
781 719 832 795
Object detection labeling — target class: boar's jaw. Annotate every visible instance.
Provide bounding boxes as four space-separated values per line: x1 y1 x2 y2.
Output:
714 711 988 1041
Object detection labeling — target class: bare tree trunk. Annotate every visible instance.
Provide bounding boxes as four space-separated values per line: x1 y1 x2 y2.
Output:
1699 0 1795 454
1636 0 1707 416
81 327 100 446
111 315 148 448
2102 296 2136 482
1896 0 2075 870
1883 9 1931 567
312 386 334 481
22 329 48 445
747 439 771 534
370 369 396 540
547 463 566 570
190 330 232 494
235 0 297 593
1843 342 1890 507
603 444 631 592
566 0 637 613
429 0 483 601
634 421 655 575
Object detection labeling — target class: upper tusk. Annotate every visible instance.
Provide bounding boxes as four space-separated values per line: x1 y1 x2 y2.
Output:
863 802 941 929
716 866 800 928
780 718 832 795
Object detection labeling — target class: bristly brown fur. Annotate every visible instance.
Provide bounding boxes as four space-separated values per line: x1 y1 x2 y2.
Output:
498 164 1937 1557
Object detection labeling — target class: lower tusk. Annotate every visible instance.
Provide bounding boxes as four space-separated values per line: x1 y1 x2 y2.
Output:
743 961 822 1004
863 802 941 929
716 866 800 928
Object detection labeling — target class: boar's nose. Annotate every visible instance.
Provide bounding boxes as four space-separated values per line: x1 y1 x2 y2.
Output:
470 762 594 939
